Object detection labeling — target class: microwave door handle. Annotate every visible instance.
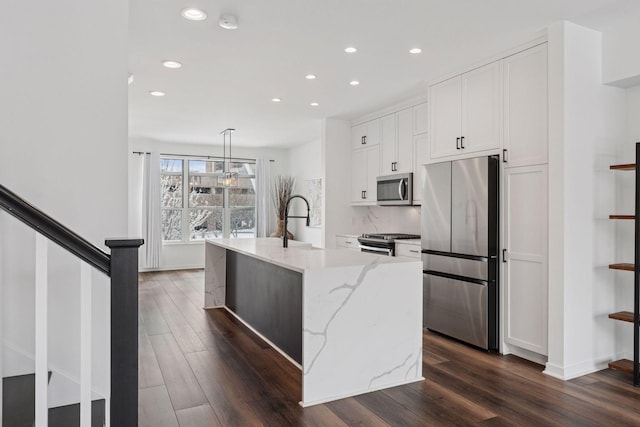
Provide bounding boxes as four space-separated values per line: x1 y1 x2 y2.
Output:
398 179 406 200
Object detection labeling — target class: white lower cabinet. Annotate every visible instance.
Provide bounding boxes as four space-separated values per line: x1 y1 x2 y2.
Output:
395 242 422 259
503 164 548 355
336 235 359 251
350 146 380 204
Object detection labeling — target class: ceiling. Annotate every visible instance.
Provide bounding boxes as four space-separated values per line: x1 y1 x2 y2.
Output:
128 0 627 149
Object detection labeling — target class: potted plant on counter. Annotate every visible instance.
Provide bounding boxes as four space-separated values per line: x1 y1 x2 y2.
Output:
270 174 295 239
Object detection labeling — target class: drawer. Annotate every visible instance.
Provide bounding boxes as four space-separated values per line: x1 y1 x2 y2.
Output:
336 235 359 250
395 243 422 259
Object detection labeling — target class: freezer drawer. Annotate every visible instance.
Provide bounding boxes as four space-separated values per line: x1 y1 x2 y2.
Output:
424 273 488 349
422 253 488 281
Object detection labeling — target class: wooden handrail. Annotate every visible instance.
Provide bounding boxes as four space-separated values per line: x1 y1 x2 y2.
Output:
0 184 110 275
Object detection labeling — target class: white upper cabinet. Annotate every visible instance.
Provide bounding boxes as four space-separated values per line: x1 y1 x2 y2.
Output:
380 114 397 175
381 109 415 175
351 118 381 149
396 108 413 174
350 146 380 204
413 133 429 204
461 61 501 153
430 61 501 159
503 44 548 168
413 103 428 135
430 77 462 159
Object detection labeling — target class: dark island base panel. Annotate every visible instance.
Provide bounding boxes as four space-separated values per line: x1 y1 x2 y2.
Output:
225 250 303 364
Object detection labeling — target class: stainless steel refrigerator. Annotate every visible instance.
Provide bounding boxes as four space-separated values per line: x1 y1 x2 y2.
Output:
421 156 499 351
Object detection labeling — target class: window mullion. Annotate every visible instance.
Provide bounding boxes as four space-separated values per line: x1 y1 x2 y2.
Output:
182 160 189 243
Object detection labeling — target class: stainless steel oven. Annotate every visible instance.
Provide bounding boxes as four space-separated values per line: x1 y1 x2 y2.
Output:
376 173 413 206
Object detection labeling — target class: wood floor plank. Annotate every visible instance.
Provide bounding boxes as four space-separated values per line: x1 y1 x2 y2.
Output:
149 334 208 411
139 293 170 336
175 404 223 427
139 386 179 427
185 351 264 427
325 398 392 427
138 323 164 389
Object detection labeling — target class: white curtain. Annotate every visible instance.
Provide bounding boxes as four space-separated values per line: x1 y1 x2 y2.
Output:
254 158 271 237
142 152 161 268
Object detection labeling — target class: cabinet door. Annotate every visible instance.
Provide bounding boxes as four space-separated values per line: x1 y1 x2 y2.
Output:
366 146 380 202
396 108 413 174
413 102 428 135
412 133 429 204
350 149 367 202
380 114 397 175
429 77 461 159
351 123 366 149
461 61 501 153
503 44 548 167
503 164 548 355
365 119 381 147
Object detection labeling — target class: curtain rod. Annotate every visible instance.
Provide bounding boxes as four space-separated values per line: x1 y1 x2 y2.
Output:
131 151 275 162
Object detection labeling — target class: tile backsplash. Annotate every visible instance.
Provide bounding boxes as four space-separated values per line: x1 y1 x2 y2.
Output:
348 205 421 235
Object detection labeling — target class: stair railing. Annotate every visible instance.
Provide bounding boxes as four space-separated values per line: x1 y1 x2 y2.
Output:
0 184 143 427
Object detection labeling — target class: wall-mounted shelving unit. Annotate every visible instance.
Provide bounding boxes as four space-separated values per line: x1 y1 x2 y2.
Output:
608 143 640 387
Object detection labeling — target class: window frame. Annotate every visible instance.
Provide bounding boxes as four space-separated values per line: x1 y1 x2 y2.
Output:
160 155 256 244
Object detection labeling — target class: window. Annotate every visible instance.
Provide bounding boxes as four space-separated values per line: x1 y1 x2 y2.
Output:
160 157 256 242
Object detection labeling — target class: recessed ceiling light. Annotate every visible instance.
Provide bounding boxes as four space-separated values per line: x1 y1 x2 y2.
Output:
409 48 422 54
349 80 360 86
149 91 165 97
162 60 182 69
345 47 357 53
310 102 319 106
272 98 281 102
181 8 207 21
305 74 317 80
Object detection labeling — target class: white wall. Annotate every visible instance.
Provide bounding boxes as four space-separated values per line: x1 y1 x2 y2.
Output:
287 138 323 247
323 119 355 248
0 0 128 402
546 21 626 380
129 138 290 270
612 85 640 359
599 3 640 86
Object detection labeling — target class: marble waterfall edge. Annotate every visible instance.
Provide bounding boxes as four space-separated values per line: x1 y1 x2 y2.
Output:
301 259 423 406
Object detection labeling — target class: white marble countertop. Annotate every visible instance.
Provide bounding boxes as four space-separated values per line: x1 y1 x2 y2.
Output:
205 237 418 273
335 233 360 238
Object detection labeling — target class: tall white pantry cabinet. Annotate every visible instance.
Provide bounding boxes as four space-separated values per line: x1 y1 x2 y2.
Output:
427 42 549 358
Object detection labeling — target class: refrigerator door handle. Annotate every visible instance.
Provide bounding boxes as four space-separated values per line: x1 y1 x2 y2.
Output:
423 269 489 286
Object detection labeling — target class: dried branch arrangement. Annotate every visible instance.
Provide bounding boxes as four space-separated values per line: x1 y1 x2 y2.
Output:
272 175 295 220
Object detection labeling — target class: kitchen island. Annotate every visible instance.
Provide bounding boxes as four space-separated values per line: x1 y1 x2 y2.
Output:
204 237 423 407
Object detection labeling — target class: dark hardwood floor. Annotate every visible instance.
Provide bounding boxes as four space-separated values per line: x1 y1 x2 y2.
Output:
138 270 640 426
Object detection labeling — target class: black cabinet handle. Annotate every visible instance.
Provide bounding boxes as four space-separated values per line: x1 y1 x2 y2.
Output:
503 149 508 163
502 249 507 263
456 137 461 150
460 136 465 149
362 190 367 199
361 135 366 145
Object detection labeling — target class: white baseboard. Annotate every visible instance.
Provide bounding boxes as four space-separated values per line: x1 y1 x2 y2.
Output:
139 264 203 272
544 354 614 380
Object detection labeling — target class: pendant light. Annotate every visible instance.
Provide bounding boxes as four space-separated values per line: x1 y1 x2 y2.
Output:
218 128 238 187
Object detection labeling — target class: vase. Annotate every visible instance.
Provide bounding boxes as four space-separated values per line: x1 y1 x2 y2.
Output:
270 219 294 240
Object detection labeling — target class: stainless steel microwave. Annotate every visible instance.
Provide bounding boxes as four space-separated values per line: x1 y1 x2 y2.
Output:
376 173 413 206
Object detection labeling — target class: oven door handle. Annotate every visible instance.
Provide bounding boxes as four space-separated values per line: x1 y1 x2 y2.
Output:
359 245 392 255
